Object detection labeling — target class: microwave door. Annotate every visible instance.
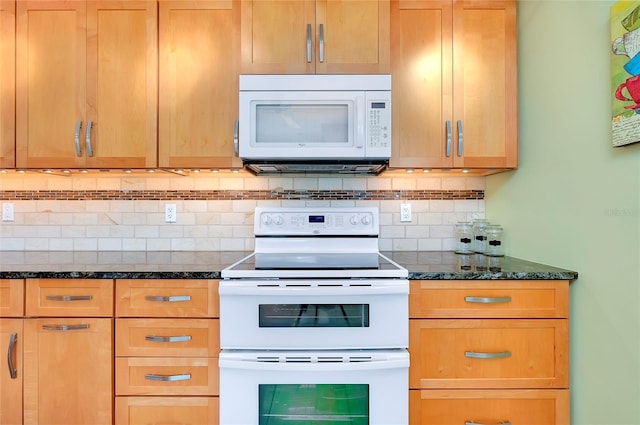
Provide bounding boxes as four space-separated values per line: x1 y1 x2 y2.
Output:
239 92 366 159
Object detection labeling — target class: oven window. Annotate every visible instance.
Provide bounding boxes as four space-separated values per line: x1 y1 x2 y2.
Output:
259 384 369 425
259 304 370 328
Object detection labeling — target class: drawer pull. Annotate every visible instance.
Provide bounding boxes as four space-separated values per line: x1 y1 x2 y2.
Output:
42 324 90 331
144 373 191 382
7 333 17 379
465 351 512 359
46 295 93 302
145 295 191 303
145 335 192 343
466 422 512 425
465 296 512 304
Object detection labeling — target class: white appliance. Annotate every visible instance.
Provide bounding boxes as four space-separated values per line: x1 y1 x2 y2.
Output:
219 207 409 425
237 75 392 175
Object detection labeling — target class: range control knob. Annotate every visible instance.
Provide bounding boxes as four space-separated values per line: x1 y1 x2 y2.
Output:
273 215 284 225
361 215 371 225
349 215 360 225
261 215 273 225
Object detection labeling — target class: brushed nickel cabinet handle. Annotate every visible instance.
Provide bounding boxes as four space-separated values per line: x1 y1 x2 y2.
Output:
445 120 452 157
145 373 191 382
233 120 239 156
74 120 83 156
42 324 90 331
466 422 512 425
85 120 94 157
457 119 463 156
319 24 325 63
145 335 192 343
307 24 312 62
465 296 512 304
465 351 512 359
46 295 93 302
145 295 191 302
7 333 17 379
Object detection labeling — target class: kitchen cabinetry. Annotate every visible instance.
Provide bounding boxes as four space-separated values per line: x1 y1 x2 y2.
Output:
240 0 390 74
114 279 220 425
1 279 114 425
158 0 242 169
389 0 517 170
0 0 14 168
15 1 157 169
409 280 570 424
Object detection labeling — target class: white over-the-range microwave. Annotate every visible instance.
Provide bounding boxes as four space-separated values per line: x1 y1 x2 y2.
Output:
236 74 391 175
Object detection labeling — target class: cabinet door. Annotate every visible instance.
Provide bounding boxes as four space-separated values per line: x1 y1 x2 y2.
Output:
16 0 87 169
85 0 158 168
0 0 15 168
410 389 570 425
240 0 316 74
452 0 517 168
315 0 390 74
115 396 219 425
158 0 242 169
0 279 24 317
23 317 113 425
0 319 22 425
389 0 453 168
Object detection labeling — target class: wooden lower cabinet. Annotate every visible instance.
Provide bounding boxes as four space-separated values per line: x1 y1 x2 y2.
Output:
115 397 219 425
23 317 113 425
410 389 570 425
0 319 22 425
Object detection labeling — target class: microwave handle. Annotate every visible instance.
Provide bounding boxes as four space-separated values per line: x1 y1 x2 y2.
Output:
233 120 239 156
306 24 312 63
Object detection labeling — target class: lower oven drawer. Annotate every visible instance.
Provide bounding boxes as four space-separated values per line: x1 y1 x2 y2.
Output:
219 349 409 425
115 397 219 425
219 279 408 349
115 357 218 396
410 389 570 425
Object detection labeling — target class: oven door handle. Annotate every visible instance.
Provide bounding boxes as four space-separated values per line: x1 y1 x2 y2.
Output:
219 283 408 296
219 358 409 372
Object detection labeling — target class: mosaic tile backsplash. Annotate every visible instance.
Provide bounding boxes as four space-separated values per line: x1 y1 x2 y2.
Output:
0 173 485 251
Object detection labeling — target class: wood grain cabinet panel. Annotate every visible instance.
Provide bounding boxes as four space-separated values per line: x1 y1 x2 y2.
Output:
0 0 15 168
115 396 219 425
25 278 114 317
116 279 219 318
0 319 22 425
410 389 570 425
0 279 24 316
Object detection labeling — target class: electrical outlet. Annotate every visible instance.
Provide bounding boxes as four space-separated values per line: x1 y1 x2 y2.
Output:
2 203 14 222
400 203 411 222
165 204 177 223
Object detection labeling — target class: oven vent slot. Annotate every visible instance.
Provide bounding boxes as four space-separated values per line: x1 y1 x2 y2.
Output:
256 356 281 362
348 356 374 362
255 355 375 363
349 283 373 287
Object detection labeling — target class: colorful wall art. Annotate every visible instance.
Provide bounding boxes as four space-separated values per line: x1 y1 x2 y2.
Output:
611 1 640 146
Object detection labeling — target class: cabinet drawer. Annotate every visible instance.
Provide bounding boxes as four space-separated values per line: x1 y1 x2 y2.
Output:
0 279 24 316
115 318 219 357
26 279 113 317
410 280 569 319
115 396 218 425
409 319 568 389
115 357 218 396
116 279 219 317
410 389 570 425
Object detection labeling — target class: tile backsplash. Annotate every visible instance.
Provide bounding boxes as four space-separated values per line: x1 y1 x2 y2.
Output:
0 172 485 251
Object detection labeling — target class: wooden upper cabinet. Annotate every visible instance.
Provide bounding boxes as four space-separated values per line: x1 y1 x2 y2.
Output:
158 0 242 169
16 0 157 169
389 0 517 170
241 0 390 74
0 0 15 169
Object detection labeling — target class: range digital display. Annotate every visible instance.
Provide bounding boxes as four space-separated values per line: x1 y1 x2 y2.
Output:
371 102 386 109
309 215 325 223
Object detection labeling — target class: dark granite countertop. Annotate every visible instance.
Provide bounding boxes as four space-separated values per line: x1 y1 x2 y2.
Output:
0 251 578 280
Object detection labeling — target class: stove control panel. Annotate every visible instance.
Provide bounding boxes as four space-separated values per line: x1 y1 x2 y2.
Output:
254 207 379 236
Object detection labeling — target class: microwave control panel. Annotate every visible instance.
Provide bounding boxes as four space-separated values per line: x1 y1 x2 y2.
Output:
365 93 392 157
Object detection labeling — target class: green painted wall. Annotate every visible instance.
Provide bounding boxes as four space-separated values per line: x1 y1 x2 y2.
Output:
486 1 640 423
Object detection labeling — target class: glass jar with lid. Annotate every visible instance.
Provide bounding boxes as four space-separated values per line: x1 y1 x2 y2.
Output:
472 218 490 253
454 222 474 254
485 224 505 257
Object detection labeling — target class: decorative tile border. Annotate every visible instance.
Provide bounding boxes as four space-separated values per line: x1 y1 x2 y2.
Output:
0 189 484 201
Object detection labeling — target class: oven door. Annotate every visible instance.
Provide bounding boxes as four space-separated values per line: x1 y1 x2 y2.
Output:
219 349 409 425
218 279 408 350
